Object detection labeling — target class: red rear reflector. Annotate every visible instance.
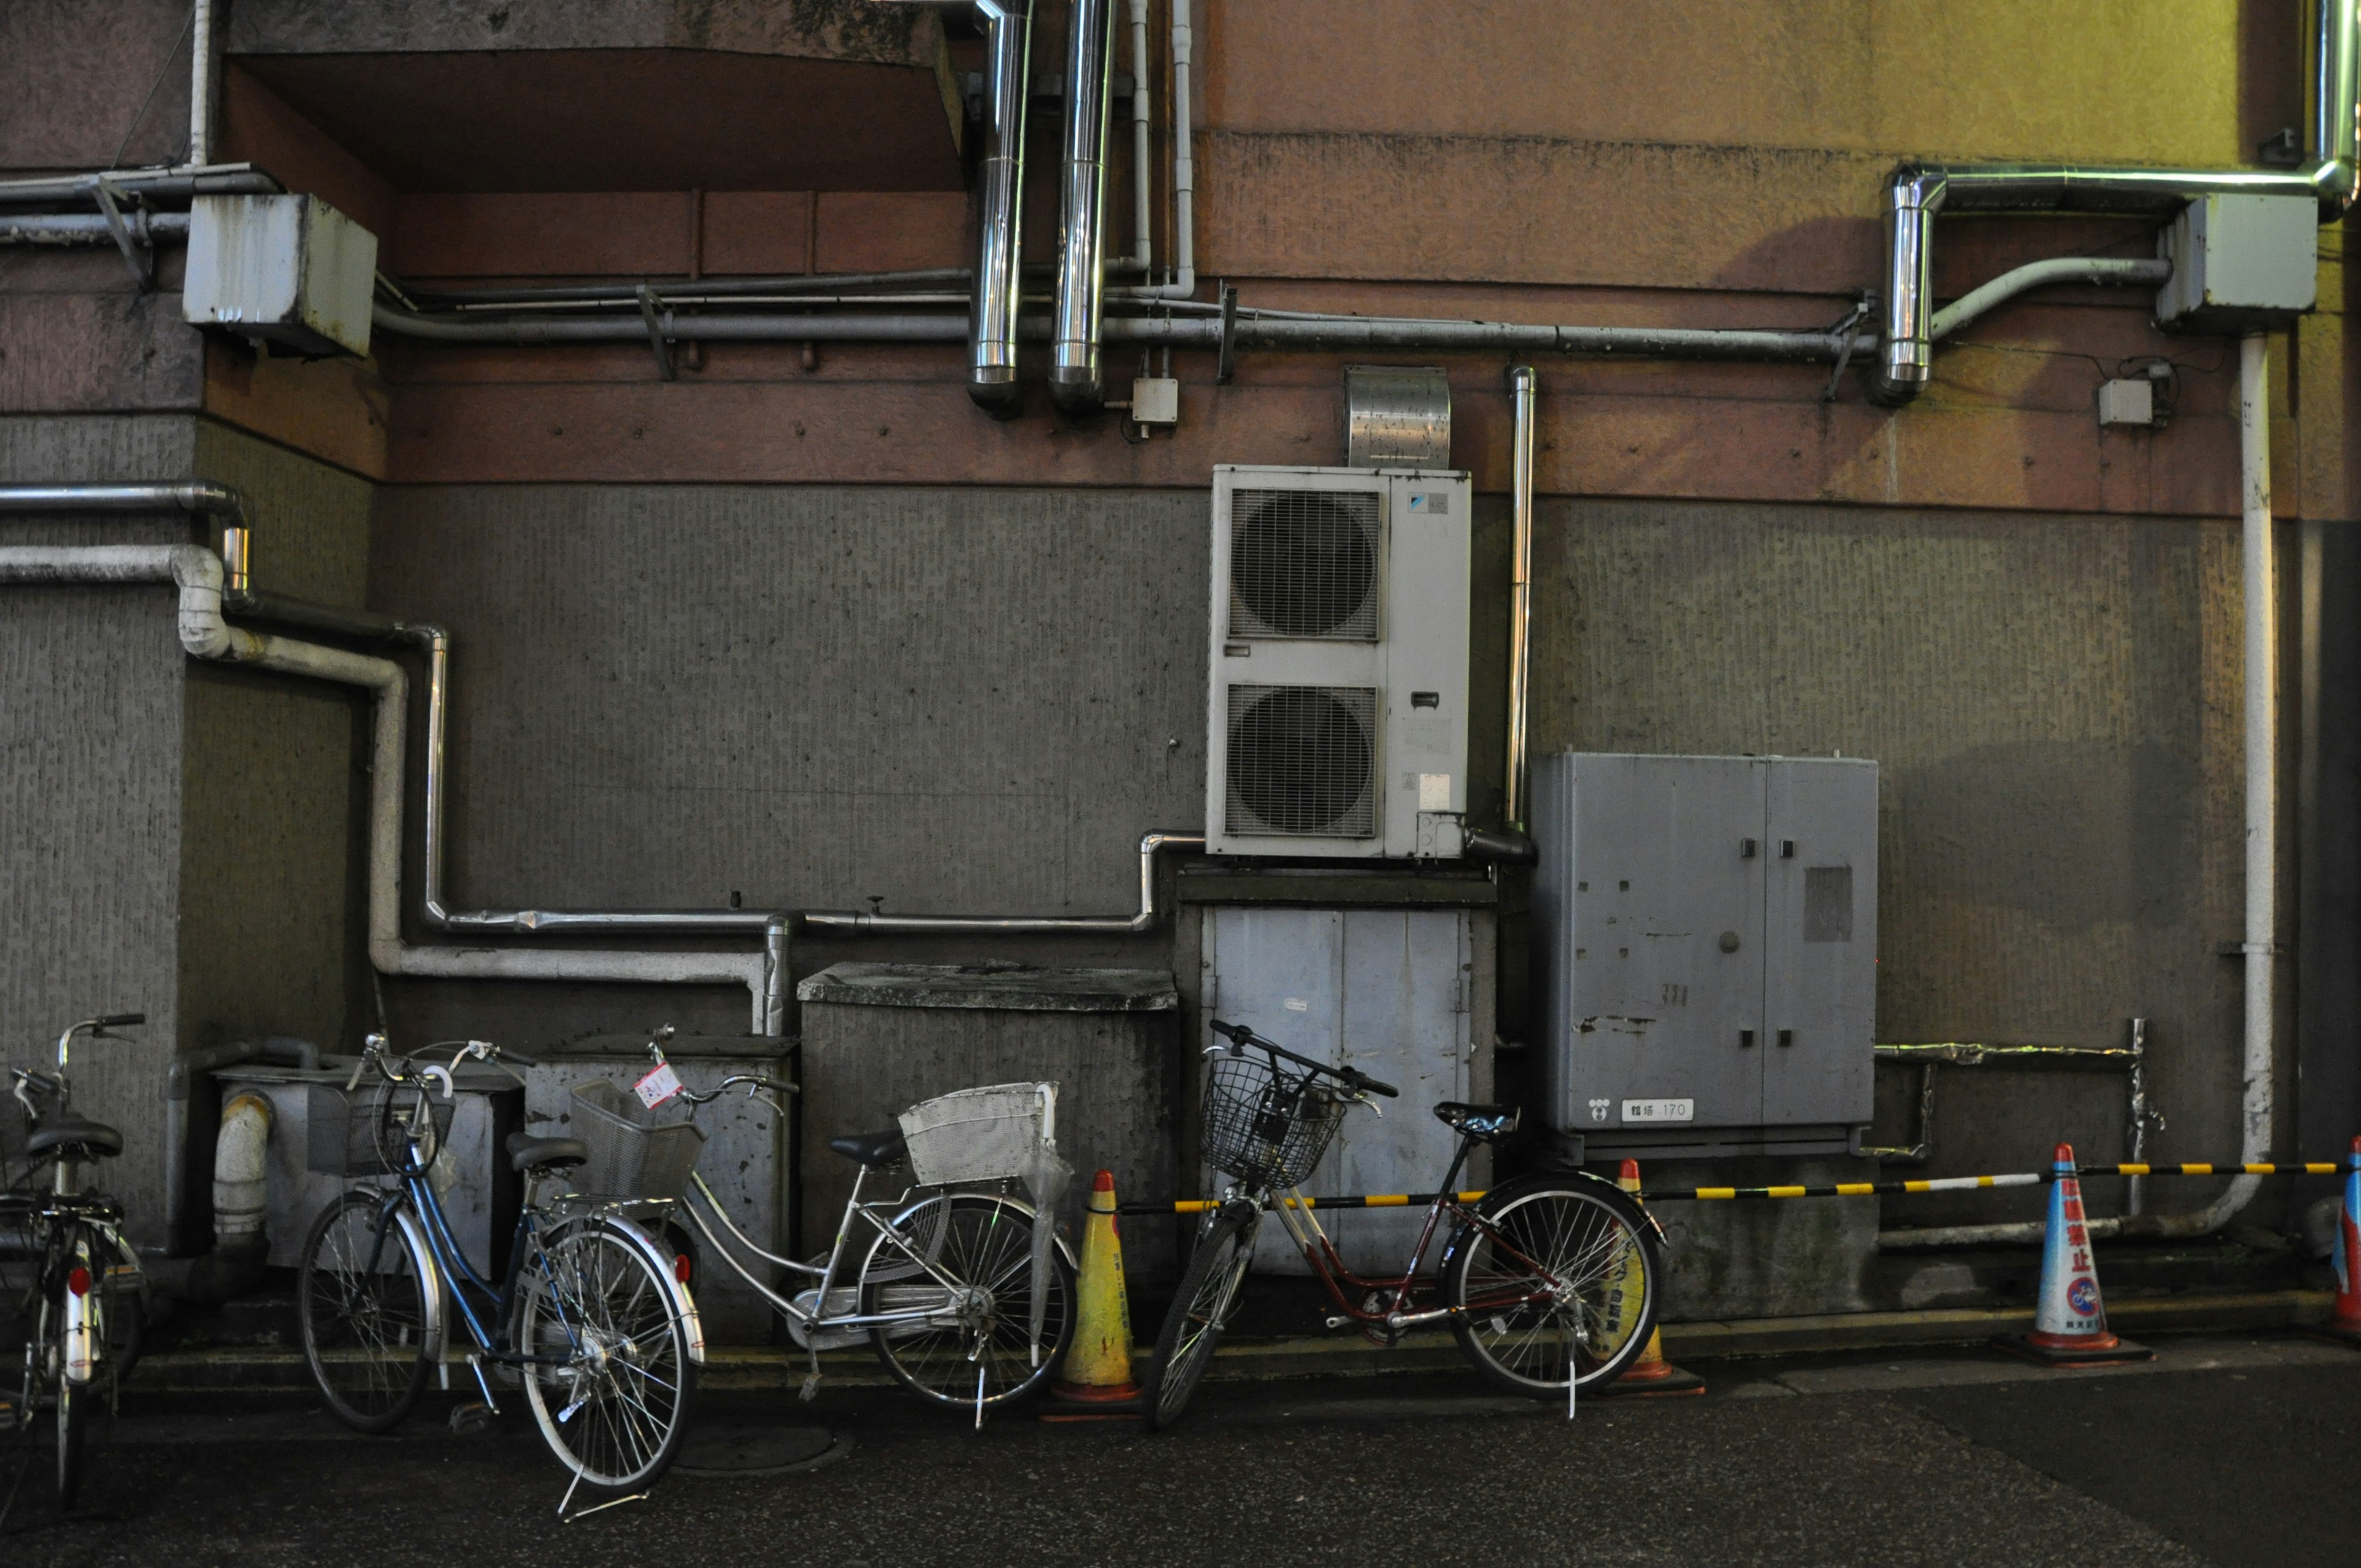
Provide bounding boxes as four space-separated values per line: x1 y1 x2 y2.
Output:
66 1266 91 1297
672 1254 692 1283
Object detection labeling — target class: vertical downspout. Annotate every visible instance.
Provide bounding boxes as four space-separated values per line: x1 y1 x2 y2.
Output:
968 0 1032 417
1870 170 1944 406
188 0 215 168
1051 0 1115 414
1128 0 1153 271
1503 366 1538 829
2239 331 2277 1179
2317 0 2361 210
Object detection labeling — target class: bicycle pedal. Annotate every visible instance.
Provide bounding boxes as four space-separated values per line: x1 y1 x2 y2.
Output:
448 1401 494 1436
1324 1315 1352 1331
798 1372 823 1403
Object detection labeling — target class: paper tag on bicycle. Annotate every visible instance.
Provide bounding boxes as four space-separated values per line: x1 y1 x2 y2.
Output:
634 1062 683 1109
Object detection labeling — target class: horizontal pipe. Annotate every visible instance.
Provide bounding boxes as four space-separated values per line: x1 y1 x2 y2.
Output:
1928 256 2173 339
0 164 278 208
801 831 1203 934
376 300 1877 364
408 268 983 307
0 481 253 532
0 210 189 246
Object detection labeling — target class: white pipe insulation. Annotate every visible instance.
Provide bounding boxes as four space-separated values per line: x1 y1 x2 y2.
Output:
0 544 777 1031
212 1092 271 1249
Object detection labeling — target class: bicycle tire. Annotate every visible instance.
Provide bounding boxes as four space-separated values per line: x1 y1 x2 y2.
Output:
519 1215 695 1492
298 1189 433 1433
93 1223 143 1384
1441 1175 1660 1398
38 1263 85 1511
860 1193 1075 1412
1146 1202 1258 1431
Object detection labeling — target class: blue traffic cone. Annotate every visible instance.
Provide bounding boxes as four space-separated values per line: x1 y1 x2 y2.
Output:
1993 1143 2154 1366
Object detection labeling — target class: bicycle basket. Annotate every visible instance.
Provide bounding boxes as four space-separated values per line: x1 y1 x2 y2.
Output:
568 1080 707 1203
1200 1051 1345 1189
898 1082 1055 1187
306 1083 457 1178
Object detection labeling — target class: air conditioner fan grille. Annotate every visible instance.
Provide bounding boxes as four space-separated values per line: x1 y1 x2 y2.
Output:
1227 489 1380 641
1224 684 1378 838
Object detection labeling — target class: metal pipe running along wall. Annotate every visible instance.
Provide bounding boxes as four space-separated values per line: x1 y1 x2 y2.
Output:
1870 0 2359 405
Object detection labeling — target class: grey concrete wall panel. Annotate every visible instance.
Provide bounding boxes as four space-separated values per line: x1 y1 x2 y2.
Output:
1198 906 1488 1273
0 414 199 488
192 421 376 604
1532 501 2246 1222
1648 1158 1879 1320
526 1042 789 1342
1763 758 1880 1128
794 964 1179 1269
0 584 184 1243
370 483 1208 933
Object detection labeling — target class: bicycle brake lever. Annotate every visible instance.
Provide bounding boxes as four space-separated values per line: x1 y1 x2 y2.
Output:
345 1058 368 1093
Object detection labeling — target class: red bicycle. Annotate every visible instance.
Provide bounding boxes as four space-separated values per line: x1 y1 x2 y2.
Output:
1146 1020 1663 1428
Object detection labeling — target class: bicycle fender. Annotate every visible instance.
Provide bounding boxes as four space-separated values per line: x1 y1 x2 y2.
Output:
392 1204 449 1368
599 1214 707 1365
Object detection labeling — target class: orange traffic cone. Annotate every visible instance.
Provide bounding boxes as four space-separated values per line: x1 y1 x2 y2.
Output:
1599 1159 1704 1396
2314 1136 2361 1344
1993 1142 2153 1366
1041 1169 1143 1420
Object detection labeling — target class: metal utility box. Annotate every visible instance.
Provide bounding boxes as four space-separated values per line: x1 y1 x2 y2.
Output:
1532 753 1877 1160
795 964 1180 1268
2154 193 2317 332
183 194 378 357
524 1035 791 1344
1196 905 1493 1273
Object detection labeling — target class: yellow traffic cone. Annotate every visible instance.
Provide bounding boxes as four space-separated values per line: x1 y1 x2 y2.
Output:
1600 1158 1704 1397
1042 1168 1142 1420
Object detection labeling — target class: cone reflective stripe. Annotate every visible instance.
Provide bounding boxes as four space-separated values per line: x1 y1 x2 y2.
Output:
2025 1143 2116 1349
2329 1136 2361 1335
1601 1159 1704 1396
1042 1168 1142 1417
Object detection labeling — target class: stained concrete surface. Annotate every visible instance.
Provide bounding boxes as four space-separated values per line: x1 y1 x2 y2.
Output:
4 1335 2352 1567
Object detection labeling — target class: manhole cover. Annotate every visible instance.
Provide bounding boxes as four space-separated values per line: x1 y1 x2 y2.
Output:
674 1425 852 1478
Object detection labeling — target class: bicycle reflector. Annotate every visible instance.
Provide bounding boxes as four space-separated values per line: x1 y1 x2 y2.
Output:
673 1254 692 1283
66 1265 91 1297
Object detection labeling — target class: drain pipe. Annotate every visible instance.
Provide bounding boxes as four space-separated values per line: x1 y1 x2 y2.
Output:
1050 0 1115 414
189 0 216 167
1126 0 1152 272
971 0 1033 415
1115 0 1193 300
1503 365 1538 830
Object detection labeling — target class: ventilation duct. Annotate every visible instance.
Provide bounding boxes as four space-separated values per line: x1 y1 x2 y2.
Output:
1345 365 1450 469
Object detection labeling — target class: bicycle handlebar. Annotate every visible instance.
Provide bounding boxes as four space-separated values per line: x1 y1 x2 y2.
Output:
93 1013 144 1028
500 1047 541 1067
1206 1019 1401 1098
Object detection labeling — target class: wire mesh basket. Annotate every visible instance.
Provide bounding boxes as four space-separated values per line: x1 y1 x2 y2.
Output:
307 1083 457 1178
1200 1051 1345 1189
568 1080 707 1203
898 1082 1054 1188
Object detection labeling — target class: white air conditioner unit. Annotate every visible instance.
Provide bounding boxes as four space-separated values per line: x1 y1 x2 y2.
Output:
1205 464 1471 858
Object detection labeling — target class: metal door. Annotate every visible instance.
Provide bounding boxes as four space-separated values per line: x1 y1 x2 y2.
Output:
1762 759 1878 1127
1560 754 1764 1136
1201 906 1474 1274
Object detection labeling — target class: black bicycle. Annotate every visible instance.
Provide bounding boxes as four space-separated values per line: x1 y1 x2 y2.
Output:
3 1013 149 1510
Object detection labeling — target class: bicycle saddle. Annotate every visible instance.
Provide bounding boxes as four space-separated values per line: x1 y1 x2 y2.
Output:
1433 1102 1519 1142
28 1117 122 1160
505 1131 588 1173
828 1129 907 1167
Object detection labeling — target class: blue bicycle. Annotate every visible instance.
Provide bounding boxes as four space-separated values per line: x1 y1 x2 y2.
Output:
295 1033 703 1514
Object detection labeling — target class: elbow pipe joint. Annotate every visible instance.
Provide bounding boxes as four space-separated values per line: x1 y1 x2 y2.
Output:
1871 168 1946 408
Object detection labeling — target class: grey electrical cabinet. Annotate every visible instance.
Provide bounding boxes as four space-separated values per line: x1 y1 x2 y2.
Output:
1532 753 1877 1159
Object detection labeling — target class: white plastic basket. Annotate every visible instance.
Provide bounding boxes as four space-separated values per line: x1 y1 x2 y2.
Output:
897 1082 1057 1188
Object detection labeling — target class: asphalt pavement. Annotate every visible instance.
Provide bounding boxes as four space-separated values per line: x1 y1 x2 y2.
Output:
2 1332 2354 1567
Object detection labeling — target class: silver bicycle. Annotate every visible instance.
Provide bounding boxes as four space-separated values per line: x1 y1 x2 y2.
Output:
635 1030 1077 1425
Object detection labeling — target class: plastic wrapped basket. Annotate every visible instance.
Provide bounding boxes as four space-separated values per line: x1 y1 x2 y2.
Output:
897 1082 1057 1188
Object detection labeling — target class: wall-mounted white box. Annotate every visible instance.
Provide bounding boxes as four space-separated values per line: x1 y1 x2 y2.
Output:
2097 378 2156 427
2154 193 2317 333
183 194 378 358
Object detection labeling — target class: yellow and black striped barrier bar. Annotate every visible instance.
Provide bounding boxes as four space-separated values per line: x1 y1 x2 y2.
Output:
1117 1162 2347 1214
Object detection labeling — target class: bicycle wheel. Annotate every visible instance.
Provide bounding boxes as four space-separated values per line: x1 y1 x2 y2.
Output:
38 1272 83 1510
860 1194 1074 1412
1442 1176 1660 1398
298 1190 433 1433
518 1216 695 1492
1147 1201 1257 1431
